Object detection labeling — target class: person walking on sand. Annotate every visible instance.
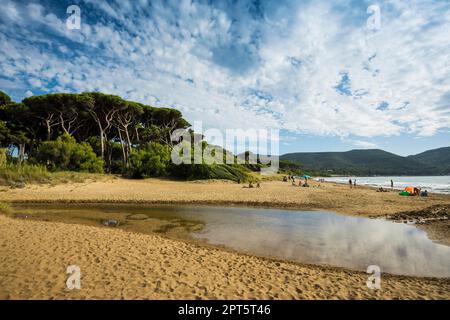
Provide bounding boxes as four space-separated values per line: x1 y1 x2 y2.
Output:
349 179 352 188
354 179 356 188
391 179 394 190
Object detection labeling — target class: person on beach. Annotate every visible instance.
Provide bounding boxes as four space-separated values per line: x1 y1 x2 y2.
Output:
349 179 352 188
354 179 356 187
391 180 394 189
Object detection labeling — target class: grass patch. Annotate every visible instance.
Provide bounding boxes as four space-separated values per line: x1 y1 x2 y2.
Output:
49 171 102 185
0 164 107 188
0 202 11 215
205 164 251 182
248 172 285 182
0 164 51 187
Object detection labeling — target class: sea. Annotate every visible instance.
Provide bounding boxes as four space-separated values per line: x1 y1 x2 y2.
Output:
319 176 450 194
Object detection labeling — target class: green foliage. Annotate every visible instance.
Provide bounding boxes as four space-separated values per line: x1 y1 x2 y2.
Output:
281 149 440 176
33 134 104 173
0 121 10 147
0 103 34 147
0 90 262 182
279 160 303 175
169 163 251 182
0 91 11 106
167 140 252 182
127 142 171 178
206 164 251 181
408 147 450 174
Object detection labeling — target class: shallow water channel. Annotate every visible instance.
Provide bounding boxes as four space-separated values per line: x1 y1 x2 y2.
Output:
12 204 450 278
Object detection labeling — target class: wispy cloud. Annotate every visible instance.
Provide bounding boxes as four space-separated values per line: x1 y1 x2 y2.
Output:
347 139 378 149
0 0 449 138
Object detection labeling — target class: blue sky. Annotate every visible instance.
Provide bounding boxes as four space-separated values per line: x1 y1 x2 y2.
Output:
0 0 449 156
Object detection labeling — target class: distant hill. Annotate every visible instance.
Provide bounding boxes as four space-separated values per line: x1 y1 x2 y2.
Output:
280 149 445 176
408 147 450 173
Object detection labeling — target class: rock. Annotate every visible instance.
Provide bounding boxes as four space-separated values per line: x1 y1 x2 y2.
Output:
102 219 119 227
14 213 30 219
12 182 26 189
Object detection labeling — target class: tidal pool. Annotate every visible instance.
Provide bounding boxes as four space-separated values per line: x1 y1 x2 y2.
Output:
12 204 450 278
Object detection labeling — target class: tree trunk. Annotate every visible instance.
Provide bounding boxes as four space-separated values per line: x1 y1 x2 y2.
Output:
45 120 51 140
135 127 140 143
106 142 113 173
97 123 105 160
124 126 132 168
118 129 127 167
18 144 25 164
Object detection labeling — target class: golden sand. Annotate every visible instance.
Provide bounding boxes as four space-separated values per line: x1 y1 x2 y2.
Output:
1 178 449 217
0 215 448 300
0 178 449 300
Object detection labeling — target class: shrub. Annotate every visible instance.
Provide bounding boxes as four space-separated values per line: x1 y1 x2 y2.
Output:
33 134 104 173
0 91 11 106
127 142 171 178
0 164 51 187
169 163 251 182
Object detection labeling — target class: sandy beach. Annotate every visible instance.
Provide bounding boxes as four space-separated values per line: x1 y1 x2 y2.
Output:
1 177 449 217
0 178 449 300
1 214 449 300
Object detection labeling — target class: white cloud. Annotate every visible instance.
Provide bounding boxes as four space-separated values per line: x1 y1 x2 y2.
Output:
347 139 377 149
0 0 449 139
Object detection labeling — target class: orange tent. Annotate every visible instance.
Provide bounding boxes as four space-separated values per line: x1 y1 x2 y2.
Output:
405 186 414 194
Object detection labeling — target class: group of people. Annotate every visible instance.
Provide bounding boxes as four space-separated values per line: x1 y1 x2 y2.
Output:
349 179 397 190
283 175 309 187
377 180 395 192
245 182 261 188
410 186 427 196
238 178 261 188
